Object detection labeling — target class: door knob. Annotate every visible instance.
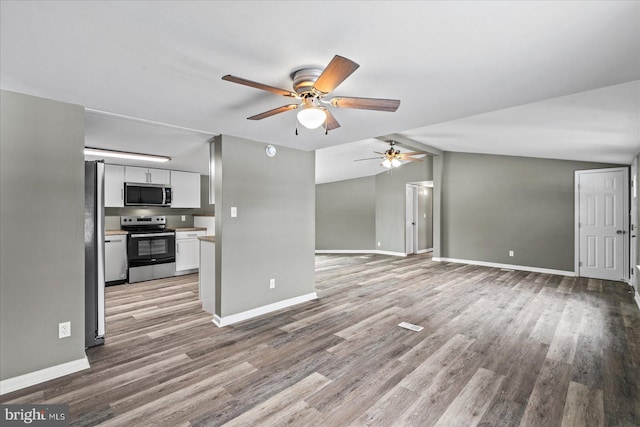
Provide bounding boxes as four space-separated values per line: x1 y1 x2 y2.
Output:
616 230 626 234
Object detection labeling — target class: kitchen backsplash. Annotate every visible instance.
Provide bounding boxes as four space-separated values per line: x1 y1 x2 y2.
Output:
105 175 214 230
105 213 212 229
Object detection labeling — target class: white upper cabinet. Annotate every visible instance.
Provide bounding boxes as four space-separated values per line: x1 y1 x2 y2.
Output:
149 168 171 185
124 166 147 183
171 171 201 208
125 166 170 185
104 164 125 207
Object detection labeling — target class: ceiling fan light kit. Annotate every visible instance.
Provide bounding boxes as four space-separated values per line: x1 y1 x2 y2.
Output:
297 97 327 129
382 158 402 169
222 55 400 133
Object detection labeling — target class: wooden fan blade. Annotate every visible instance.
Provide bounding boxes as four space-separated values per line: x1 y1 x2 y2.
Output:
324 109 341 131
247 104 299 120
402 157 424 162
330 97 400 112
312 55 360 94
400 151 427 156
222 75 297 98
354 157 384 162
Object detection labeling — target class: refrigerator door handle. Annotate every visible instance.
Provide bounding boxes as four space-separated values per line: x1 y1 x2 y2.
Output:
96 162 106 338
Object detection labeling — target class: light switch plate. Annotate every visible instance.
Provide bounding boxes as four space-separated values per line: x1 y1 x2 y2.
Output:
231 207 237 218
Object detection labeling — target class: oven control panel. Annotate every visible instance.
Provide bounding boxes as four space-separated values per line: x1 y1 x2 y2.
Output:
120 216 166 226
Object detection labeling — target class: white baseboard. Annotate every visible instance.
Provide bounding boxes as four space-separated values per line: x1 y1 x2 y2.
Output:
213 292 318 327
316 250 377 254
0 356 90 395
315 250 407 257
417 248 433 254
432 257 576 277
635 291 640 311
376 250 407 257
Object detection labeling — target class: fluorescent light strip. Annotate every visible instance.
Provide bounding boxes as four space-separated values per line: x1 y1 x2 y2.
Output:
84 147 171 163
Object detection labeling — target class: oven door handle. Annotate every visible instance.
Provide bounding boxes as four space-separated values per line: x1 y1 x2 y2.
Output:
130 232 175 238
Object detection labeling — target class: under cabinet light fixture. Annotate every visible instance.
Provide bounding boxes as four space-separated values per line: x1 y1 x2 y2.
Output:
84 147 171 163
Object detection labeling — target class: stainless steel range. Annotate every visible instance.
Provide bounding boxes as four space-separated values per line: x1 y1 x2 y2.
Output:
121 216 176 283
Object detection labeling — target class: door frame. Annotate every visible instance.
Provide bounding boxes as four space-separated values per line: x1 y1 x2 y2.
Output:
405 184 419 254
574 167 629 281
631 158 638 290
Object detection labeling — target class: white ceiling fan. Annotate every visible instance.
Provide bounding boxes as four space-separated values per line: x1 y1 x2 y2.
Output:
355 141 427 168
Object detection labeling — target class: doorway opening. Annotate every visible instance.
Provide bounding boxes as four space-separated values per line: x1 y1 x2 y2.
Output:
406 182 433 255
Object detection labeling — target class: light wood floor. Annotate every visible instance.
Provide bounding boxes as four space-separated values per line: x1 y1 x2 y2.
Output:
2 253 639 426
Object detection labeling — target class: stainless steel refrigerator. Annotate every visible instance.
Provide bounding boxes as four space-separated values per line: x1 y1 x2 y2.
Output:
85 160 106 347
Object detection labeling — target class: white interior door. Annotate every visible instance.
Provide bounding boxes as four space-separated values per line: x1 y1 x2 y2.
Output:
576 168 628 281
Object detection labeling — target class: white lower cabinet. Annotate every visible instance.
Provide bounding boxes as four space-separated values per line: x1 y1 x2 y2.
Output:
175 230 206 273
105 235 127 283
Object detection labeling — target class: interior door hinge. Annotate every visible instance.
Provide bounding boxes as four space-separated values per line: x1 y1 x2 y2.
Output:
579 261 582 267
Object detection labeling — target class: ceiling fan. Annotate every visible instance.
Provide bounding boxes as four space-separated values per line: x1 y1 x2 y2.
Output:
222 55 400 133
355 141 427 169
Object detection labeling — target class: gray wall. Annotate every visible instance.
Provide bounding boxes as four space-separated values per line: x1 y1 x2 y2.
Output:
1 91 86 380
433 155 443 258
315 159 433 254
214 135 315 317
375 160 433 254
316 176 376 250
441 152 621 271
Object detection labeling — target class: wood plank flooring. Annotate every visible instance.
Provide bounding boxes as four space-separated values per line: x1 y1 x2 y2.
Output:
2 253 639 426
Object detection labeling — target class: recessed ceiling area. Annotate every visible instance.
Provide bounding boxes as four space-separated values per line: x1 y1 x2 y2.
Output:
1 1 639 181
84 111 213 174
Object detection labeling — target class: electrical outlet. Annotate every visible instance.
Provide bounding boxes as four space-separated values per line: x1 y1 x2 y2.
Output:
377 242 381 247
181 215 186 221
269 278 275 289
59 321 71 339
509 250 514 257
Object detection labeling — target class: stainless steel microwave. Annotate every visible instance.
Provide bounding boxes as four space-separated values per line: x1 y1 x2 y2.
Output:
124 183 172 207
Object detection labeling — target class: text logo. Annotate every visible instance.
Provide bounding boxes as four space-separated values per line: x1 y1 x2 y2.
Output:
1 405 69 426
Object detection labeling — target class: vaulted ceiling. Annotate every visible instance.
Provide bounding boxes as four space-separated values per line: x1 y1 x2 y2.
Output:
1 1 638 181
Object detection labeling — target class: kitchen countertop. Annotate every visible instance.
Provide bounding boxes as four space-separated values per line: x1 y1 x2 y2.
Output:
193 214 214 217
105 230 128 236
174 227 207 232
198 236 215 243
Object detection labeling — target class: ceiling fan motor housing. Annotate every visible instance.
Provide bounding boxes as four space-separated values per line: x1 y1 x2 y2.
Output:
291 68 324 96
